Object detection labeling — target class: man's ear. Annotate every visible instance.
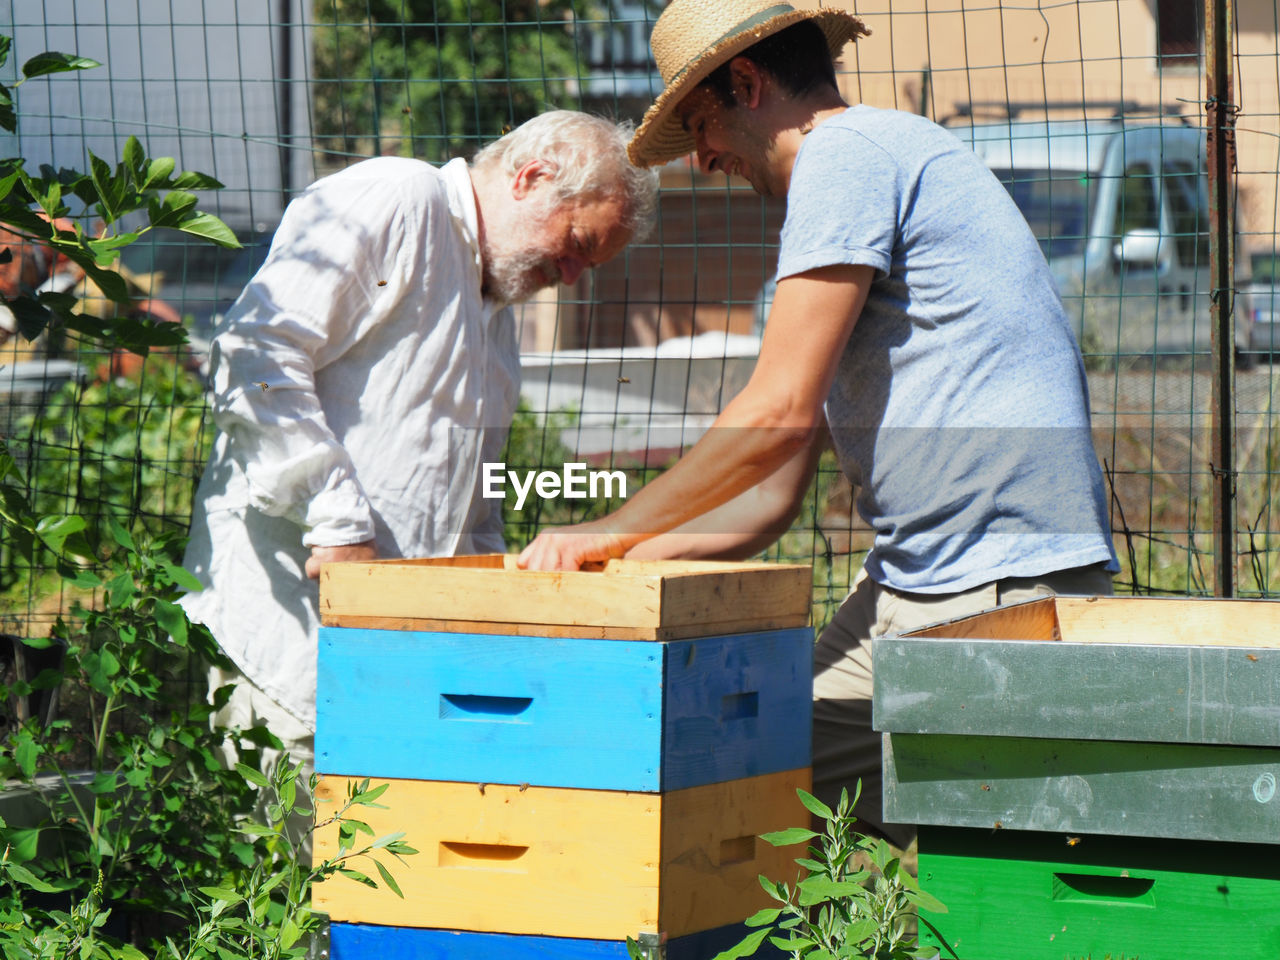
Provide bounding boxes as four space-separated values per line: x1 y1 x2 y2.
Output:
511 158 557 200
727 57 765 109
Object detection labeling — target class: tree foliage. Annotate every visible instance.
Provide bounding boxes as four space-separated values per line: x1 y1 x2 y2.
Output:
311 0 592 164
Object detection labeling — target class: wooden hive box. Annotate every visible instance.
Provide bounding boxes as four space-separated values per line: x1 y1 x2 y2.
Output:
312 768 810 943
316 555 814 792
318 554 813 640
327 923 789 959
872 595 1280 960
875 595 1280 842
915 827 1280 960
317 625 813 792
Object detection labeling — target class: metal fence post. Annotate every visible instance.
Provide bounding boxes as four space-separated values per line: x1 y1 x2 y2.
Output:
1206 0 1238 597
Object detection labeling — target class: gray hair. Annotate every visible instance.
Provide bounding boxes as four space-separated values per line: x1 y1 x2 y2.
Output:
472 110 659 241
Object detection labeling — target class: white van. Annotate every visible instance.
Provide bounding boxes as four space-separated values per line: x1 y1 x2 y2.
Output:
946 115 1252 361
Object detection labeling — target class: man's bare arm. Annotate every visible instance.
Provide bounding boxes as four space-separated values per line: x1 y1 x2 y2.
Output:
624 424 829 561
519 263 871 570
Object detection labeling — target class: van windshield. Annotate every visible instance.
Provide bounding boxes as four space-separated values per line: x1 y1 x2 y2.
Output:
990 168 1091 260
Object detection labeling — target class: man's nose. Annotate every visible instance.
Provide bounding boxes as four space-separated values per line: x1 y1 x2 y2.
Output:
558 256 587 285
696 143 717 175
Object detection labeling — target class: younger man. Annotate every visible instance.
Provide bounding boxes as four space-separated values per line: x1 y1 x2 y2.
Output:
519 2 1116 843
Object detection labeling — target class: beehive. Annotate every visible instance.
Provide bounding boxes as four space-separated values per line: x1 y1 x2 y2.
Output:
874 595 1280 960
313 555 815 957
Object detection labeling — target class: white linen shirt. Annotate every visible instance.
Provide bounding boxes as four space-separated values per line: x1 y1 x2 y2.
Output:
180 156 521 727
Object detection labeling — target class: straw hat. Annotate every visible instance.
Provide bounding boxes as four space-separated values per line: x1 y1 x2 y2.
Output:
627 0 870 167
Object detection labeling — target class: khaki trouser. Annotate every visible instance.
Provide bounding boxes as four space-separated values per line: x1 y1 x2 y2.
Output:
811 563 1114 848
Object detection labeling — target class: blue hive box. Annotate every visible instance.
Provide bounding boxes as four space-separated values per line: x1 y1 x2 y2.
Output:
317 625 813 791
329 921 788 959
316 556 815 793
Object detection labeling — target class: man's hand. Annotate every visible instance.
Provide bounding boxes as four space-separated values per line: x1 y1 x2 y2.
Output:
517 521 631 571
305 539 378 579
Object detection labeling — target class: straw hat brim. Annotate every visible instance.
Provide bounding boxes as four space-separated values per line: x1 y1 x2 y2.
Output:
627 8 869 167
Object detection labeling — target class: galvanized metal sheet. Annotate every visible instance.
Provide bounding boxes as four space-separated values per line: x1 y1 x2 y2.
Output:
873 638 1280 747
883 732 1280 844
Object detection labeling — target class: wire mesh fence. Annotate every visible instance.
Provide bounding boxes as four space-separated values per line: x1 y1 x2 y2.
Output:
2 0 1279 642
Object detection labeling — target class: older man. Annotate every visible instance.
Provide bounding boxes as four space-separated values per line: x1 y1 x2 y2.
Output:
518 2 1116 844
182 111 657 779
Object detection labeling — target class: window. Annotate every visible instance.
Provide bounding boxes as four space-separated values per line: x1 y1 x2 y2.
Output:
1117 162 1160 237
1164 159 1209 267
1157 0 1201 66
581 0 661 100
991 168 1092 259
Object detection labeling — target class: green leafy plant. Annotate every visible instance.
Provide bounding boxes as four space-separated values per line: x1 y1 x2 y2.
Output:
172 764 416 960
639 785 946 960
0 758 416 960
2 361 211 604
0 491 261 938
0 856 147 960
0 457 416 952
0 435 266 948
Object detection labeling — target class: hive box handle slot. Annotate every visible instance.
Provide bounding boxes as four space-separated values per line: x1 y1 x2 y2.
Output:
439 841 530 871
439 693 533 721
721 691 759 721
718 835 756 865
1052 873 1155 905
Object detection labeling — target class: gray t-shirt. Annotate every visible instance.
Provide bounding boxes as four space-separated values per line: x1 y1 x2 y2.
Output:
777 105 1117 594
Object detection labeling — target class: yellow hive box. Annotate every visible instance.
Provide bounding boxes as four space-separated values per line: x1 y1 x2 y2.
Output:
318 554 813 641
312 768 811 941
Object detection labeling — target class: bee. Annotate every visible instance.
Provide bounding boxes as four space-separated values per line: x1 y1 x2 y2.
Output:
1247 653 1259 662
980 784 991 791
477 782 487 795
617 376 631 384
252 381 269 392
376 279 387 286
992 820 1003 831
1066 836 1082 847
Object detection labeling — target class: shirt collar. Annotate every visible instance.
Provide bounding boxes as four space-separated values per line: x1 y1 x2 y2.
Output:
439 157 484 284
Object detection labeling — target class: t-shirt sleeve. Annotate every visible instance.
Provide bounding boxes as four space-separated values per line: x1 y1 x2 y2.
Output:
776 125 899 281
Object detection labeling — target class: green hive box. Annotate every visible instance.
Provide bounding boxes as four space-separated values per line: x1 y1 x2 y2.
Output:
873 595 1280 960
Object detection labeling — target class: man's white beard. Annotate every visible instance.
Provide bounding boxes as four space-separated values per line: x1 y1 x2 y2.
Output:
483 244 558 306
482 197 559 306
